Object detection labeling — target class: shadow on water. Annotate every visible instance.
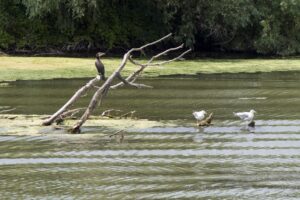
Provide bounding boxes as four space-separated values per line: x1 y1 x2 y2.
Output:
1 71 300 199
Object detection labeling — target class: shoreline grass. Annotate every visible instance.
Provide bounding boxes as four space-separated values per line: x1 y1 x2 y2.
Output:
1 56 300 81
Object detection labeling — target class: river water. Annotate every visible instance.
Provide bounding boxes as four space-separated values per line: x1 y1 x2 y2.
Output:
1 72 300 199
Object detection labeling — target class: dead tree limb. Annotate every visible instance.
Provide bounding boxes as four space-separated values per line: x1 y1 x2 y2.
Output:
70 34 190 133
119 110 136 119
0 107 16 114
197 113 214 126
43 33 191 133
116 72 153 88
71 85 110 133
55 108 85 124
111 45 191 89
109 129 124 137
109 130 125 143
42 77 101 125
101 109 122 118
101 109 136 119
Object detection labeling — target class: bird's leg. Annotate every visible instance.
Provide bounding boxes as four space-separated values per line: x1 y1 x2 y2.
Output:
248 121 255 127
93 75 106 89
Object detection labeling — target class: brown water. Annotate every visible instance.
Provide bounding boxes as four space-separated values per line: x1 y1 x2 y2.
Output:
1 72 300 199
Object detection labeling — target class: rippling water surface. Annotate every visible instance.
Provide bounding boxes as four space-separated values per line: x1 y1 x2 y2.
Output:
1 72 300 199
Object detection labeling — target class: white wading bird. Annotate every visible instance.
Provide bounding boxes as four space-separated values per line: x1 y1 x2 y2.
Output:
233 109 257 124
192 110 207 123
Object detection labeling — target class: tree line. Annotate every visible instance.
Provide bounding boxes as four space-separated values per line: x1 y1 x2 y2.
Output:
0 0 300 56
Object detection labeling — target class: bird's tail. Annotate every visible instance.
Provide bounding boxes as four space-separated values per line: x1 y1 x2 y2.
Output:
233 112 237 116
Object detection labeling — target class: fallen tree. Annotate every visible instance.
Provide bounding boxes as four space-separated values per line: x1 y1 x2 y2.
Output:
42 33 191 133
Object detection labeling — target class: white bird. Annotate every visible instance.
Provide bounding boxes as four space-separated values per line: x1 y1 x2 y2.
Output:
233 109 256 122
192 110 207 123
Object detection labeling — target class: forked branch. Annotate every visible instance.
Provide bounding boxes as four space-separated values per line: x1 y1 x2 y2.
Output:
116 72 152 88
111 43 191 89
43 33 191 133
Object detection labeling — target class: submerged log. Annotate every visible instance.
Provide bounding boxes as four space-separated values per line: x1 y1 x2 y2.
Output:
197 113 214 126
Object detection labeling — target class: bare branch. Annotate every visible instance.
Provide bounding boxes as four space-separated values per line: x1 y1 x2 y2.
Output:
146 48 192 66
197 113 214 126
128 56 146 67
119 110 136 119
102 109 122 118
109 129 124 138
0 108 16 114
71 84 110 133
130 33 172 52
61 108 85 118
102 109 136 119
116 72 152 88
45 33 191 133
111 48 191 89
147 44 184 64
109 130 125 143
101 109 122 117
42 76 101 126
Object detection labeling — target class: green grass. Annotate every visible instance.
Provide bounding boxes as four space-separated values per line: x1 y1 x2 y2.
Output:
1 56 300 81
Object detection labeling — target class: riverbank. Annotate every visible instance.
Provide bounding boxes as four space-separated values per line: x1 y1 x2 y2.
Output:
1 56 300 81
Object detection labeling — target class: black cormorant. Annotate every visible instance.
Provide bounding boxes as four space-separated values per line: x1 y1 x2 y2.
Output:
95 52 106 80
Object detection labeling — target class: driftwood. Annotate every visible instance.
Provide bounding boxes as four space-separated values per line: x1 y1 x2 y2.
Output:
119 111 136 119
0 108 16 114
55 108 85 124
6 116 18 120
109 130 125 143
101 109 122 118
43 33 191 133
101 109 135 119
197 113 214 126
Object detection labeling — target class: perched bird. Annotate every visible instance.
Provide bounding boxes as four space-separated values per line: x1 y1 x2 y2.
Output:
192 110 207 123
95 52 106 80
233 109 256 122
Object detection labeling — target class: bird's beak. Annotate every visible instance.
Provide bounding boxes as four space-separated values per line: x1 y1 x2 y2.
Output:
97 52 106 57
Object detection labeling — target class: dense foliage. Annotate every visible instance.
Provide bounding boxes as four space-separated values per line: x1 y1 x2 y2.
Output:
0 0 299 56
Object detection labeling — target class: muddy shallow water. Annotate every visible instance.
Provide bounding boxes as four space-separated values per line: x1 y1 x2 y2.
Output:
1 72 300 199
